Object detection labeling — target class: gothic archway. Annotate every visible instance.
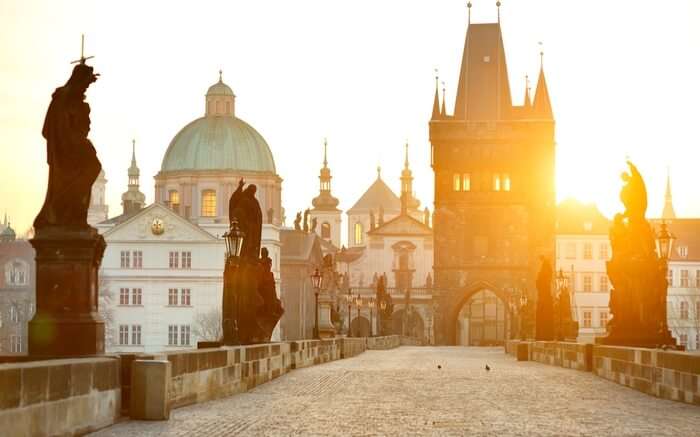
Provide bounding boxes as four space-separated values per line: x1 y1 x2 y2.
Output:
445 282 509 346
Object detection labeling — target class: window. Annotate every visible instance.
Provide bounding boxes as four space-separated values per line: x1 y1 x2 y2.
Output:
10 335 22 353
492 174 501 191
502 173 511 191
168 325 178 346
169 190 180 212
168 288 178 306
679 334 688 348
696 270 700 288
321 222 331 239
132 288 142 305
119 325 129 345
181 252 191 269
180 325 191 346
169 251 179 269
354 222 363 245
9 306 19 323
181 289 191 306
678 246 688 258
132 251 143 269
583 311 592 328
131 325 142 345
120 251 130 268
696 334 700 351
599 275 608 293
462 173 471 191
583 274 593 292
667 269 674 287
599 244 609 260
453 174 461 191
681 270 689 287
680 301 689 320
600 311 608 329
6 260 27 286
583 243 592 260
201 190 217 217
565 242 576 259
119 288 129 305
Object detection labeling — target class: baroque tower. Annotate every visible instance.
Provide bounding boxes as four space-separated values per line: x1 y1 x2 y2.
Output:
429 6 555 345
310 139 342 247
121 139 146 215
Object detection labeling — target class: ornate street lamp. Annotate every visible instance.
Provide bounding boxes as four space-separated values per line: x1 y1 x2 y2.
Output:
311 268 323 340
368 298 376 337
223 218 245 263
555 269 567 340
355 295 363 337
656 222 676 261
344 290 354 337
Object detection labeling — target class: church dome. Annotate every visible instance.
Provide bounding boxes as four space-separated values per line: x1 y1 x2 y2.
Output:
160 74 276 174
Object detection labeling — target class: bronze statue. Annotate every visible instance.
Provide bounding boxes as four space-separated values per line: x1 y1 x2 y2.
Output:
293 212 302 231
229 179 262 261
535 257 554 341
34 63 101 231
303 209 310 233
620 161 647 221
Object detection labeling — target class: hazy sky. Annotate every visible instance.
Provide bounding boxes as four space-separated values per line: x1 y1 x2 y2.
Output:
1 0 699 235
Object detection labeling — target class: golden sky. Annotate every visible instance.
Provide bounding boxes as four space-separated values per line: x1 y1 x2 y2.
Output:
1 0 699 234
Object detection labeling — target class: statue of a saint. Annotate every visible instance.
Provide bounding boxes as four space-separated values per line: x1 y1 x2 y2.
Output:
294 212 302 231
34 63 102 231
311 217 318 233
620 161 647 221
228 179 262 261
303 209 310 233
266 208 274 225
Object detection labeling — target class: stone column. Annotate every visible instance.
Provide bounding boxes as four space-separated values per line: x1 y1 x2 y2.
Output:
28 229 106 357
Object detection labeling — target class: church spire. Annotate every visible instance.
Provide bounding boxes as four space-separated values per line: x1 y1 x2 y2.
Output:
431 71 441 120
662 167 677 219
532 45 553 120
311 138 339 211
400 142 419 215
524 74 532 108
441 81 447 117
122 139 146 215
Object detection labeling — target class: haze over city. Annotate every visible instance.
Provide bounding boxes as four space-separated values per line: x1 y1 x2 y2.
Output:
1 0 700 235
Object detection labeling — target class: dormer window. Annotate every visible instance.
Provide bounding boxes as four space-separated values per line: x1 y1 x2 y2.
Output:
678 246 688 258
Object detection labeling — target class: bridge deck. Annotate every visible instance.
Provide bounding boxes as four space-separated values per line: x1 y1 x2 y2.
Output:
93 347 700 436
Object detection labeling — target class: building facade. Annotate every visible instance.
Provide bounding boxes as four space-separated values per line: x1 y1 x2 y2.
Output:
430 16 556 345
0 228 35 355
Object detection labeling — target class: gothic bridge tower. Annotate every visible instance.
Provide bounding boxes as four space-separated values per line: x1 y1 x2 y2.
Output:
429 5 555 345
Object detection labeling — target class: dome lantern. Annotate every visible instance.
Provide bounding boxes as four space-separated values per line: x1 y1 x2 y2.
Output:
206 70 235 117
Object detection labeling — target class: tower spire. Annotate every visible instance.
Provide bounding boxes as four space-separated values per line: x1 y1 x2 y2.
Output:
441 81 447 116
662 167 677 219
524 74 532 108
497 1 501 23
323 137 328 168
404 140 409 169
431 69 441 120
532 43 553 120
122 139 145 215
468 1 472 24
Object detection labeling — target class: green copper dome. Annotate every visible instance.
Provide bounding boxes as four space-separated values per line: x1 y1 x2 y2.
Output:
161 116 276 173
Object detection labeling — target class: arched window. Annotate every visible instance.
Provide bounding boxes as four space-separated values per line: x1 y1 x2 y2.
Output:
169 190 180 213
5 260 28 286
354 222 363 245
201 190 217 217
321 222 331 239
453 174 461 191
462 173 471 191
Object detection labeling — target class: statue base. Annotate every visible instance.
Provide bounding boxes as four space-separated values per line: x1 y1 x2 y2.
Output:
28 227 106 357
595 330 678 349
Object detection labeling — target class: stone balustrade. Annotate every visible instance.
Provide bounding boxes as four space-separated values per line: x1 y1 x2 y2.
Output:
505 340 700 406
0 357 121 436
367 335 401 350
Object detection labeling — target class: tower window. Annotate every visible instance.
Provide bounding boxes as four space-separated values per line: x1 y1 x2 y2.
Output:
502 173 511 191
462 173 471 191
354 222 364 245
169 190 180 213
321 222 331 239
493 174 501 191
453 174 461 192
201 190 217 217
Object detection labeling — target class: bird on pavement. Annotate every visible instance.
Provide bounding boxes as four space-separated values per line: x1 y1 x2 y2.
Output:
485 364 491 371
437 365 442 370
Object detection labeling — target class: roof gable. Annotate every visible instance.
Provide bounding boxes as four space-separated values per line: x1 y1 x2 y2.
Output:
368 214 432 237
348 178 400 213
102 203 218 242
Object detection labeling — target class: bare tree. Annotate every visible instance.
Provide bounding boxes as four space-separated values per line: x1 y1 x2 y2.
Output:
667 293 700 350
192 308 222 342
98 273 116 348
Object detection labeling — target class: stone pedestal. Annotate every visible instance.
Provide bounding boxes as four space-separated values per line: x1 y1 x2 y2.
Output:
318 294 336 338
130 360 171 420
28 228 106 357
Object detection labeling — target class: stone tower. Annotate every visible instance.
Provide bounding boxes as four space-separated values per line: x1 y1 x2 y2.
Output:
429 11 555 344
121 139 146 215
310 139 342 247
87 169 109 226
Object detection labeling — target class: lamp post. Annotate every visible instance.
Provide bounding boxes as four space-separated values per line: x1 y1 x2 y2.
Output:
222 218 245 345
379 300 387 336
345 289 353 337
311 268 323 340
355 295 363 337
368 298 375 337
656 222 676 262
555 269 567 341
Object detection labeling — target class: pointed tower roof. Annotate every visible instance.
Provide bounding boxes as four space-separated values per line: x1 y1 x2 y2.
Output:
312 138 340 211
122 139 146 215
532 52 553 120
453 21 512 120
431 75 441 120
348 169 401 214
441 82 447 117
400 142 420 214
662 167 677 219
524 75 532 108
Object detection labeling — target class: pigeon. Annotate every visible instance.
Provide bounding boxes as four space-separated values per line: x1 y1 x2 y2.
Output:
485 364 490 371
437 365 442 370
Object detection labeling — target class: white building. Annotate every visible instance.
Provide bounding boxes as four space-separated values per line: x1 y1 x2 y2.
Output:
96 74 283 353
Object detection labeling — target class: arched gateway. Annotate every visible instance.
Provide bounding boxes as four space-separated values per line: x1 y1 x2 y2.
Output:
445 283 510 346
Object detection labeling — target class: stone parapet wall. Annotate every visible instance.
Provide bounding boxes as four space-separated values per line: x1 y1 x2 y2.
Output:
289 339 341 369
400 336 426 346
593 345 700 406
531 341 592 371
367 335 400 350
341 337 367 358
0 357 121 436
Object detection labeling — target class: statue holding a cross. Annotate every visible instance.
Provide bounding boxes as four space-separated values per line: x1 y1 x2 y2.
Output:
34 35 102 231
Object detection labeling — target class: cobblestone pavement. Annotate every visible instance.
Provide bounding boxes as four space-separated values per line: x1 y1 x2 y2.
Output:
93 347 700 436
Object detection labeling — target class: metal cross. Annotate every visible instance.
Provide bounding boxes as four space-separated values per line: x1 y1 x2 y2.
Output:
71 34 94 65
